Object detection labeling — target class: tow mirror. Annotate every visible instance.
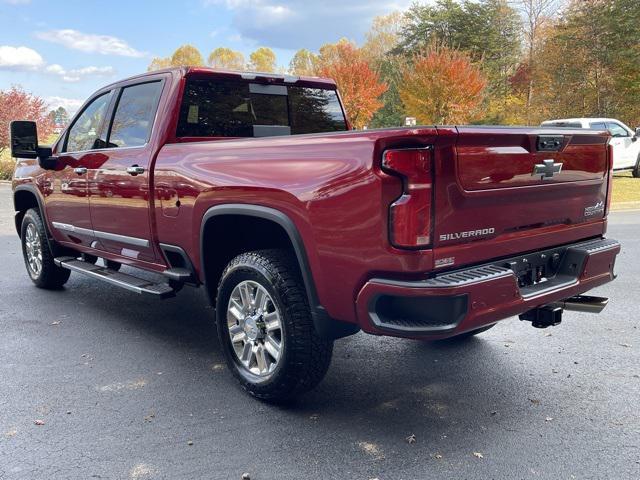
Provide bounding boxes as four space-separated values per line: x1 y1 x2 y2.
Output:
10 121 39 159
10 120 58 169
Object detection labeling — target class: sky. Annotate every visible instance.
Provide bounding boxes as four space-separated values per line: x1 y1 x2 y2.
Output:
0 0 412 115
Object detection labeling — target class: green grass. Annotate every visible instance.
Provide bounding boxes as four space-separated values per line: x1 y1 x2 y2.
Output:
612 171 640 207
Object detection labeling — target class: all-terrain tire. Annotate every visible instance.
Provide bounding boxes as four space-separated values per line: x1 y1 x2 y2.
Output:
20 208 71 289
632 154 640 178
215 249 333 401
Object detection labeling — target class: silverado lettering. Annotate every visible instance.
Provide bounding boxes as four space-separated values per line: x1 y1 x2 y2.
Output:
439 228 496 242
10 67 621 401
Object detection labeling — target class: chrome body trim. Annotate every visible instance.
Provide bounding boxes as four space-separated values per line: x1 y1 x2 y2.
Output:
51 221 149 247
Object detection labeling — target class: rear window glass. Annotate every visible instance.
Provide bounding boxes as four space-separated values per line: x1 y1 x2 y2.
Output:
176 79 347 137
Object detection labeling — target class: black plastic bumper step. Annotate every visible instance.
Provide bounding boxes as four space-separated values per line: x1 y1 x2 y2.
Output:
54 257 175 299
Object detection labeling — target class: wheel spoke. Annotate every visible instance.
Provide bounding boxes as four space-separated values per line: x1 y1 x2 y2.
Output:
239 283 252 309
240 342 253 366
264 335 281 362
255 345 268 373
228 324 245 344
263 312 281 332
227 303 243 323
254 288 266 312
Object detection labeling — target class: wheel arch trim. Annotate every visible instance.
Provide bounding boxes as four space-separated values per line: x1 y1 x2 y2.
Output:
13 184 50 239
199 203 359 339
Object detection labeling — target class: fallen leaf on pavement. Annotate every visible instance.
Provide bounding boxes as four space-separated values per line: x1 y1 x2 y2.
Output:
529 398 541 405
34 419 45 426
434 453 443 459
619 343 632 348
473 452 484 459
545 417 553 422
406 434 416 444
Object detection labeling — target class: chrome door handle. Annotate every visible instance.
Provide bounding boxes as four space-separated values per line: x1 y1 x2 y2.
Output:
74 167 87 175
126 165 145 176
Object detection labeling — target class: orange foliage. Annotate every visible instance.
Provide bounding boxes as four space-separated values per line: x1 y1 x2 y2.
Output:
399 46 487 124
317 42 388 129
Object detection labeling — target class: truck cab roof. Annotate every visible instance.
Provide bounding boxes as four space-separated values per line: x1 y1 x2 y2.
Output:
98 66 339 92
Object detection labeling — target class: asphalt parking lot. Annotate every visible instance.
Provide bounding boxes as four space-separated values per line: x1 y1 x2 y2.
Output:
0 182 638 480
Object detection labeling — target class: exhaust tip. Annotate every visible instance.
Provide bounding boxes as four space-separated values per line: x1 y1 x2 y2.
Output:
552 295 609 314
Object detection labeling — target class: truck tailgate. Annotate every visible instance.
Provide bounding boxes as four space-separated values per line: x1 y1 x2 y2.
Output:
432 126 610 269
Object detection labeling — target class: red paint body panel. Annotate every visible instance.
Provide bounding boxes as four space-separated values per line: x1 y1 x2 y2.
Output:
12 68 619 338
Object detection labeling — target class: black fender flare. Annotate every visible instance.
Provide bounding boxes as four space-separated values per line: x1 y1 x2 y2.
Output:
13 184 50 239
199 204 359 340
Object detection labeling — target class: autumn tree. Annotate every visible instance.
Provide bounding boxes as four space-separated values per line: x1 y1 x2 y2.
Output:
0 86 54 154
399 45 487 124
363 12 408 128
401 0 521 123
147 57 172 71
317 41 387 129
527 0 640 125
148 44 204 71
208 47 245 70
249 47 277 72
511 0 561 122
289 49 319 76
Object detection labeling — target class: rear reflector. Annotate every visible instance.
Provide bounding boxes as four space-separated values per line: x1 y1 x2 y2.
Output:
382 148 433 249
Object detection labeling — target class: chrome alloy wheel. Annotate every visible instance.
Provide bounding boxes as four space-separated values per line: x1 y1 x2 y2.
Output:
24 223 43 277
226 280 283 376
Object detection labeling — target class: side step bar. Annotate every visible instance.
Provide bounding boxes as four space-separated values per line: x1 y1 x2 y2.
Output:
54 256 176 299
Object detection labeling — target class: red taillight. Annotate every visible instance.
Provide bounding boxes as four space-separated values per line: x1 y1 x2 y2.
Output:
382 148 433 249
605 142 614 216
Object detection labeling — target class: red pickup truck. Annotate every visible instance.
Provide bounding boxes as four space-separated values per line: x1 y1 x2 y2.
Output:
11 67 620 400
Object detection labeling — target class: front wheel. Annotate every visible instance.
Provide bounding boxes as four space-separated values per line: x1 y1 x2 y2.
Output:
215 249 333 401
21 208 71 289
633 155 640 178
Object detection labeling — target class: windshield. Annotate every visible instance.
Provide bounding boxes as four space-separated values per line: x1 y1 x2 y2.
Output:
177 78 348 138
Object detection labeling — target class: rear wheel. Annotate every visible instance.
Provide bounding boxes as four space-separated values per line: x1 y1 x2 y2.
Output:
20 208 71 289
215 249 333 401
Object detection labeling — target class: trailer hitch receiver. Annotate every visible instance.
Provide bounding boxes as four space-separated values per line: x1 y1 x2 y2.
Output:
520 306 563 329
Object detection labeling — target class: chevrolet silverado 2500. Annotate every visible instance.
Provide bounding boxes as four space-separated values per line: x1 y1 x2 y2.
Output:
11 67 621 400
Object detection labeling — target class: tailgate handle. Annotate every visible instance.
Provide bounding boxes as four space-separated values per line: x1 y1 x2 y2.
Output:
537 135 563 152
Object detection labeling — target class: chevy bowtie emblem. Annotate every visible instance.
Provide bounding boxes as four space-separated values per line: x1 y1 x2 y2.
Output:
532 159 563 179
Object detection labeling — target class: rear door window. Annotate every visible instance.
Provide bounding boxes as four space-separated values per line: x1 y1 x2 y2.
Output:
108 81 163 148
176 78 347 138
589 122 607 130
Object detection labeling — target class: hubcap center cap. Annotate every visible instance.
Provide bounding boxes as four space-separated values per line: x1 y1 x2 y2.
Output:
243 315 263 341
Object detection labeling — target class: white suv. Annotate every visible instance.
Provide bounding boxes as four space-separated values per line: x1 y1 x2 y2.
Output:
541 118 640 177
